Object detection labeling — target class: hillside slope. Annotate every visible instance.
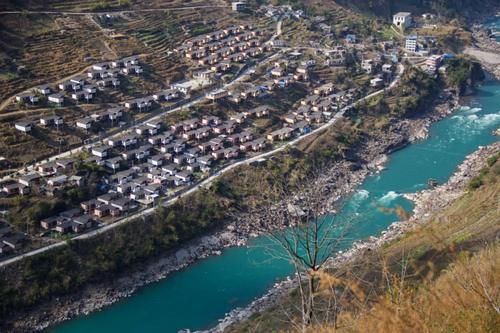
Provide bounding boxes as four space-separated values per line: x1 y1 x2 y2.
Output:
228 149 500 332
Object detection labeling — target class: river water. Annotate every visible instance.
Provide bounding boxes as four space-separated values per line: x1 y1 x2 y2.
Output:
485 15 500 41
51 81 500 333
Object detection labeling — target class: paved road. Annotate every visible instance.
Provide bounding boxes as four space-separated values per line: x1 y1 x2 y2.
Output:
0 63 405 268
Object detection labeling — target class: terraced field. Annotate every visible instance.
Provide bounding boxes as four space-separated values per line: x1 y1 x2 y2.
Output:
0 15 114 100
1 0 227 12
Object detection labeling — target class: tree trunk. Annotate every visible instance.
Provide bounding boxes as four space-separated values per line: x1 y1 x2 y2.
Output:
305 273 316 327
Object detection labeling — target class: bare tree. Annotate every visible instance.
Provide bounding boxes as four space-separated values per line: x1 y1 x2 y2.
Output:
259 175 353 331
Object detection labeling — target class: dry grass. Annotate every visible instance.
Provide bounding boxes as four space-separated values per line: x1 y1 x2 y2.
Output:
227 156 500 333
334 243 500 333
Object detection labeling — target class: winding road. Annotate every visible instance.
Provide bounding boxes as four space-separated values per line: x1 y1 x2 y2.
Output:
0 63 405 268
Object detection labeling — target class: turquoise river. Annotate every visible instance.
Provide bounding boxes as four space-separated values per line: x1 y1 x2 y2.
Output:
52 81 500 332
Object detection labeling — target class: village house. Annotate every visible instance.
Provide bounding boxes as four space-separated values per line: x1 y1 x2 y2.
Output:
71 215 94 233
83 85 97 94
171 81 193 95
259 80 275 91
223 147 239 159
301 94 320 106
162 164 179 176
37 161 58 175
293 121 311 134
121 134 138 148
48 93 65 105
55 158 74 170
393 12 412 29
122 56 140 67
59 80 81 92
97 78 120 88
36 85 51 95
47 175 68 187
173 155 186 165
370 77 384 88
382 63 394 73
194 127 211 140
202 116 222 126
213 121 236 135
211 62 231 72
92 145 110 158
110 197 133 214
267 127 296 141
93 62 111 71
76 117 94 130
153 89 180 102
40 115 63 127
87 69 107 79
94 204 111 218
197 155 213 168
71 91 94 102
148 154 165 167
405 35 418 53
283 113 299 124
135 124 157 136
105 157 123 171
148 132 173 146
15 92 39 104
314 83 335 96
173 140 186 154
107 107 124 121
240 86 261 99
230 113 247 124
18 173 40 187
111 169 136 185
175 171 193 185
122 64 143 75
15 121 32 133
2 182 29 196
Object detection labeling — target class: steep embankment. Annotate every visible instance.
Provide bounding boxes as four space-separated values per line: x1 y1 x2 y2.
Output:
228 144 500 333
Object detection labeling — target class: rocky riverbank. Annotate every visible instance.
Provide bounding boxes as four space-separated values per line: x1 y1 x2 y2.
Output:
209 141 499 333
199 98 463 333
6 93 459 332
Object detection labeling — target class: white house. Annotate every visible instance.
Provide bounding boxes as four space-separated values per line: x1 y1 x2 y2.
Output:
171 81 193 95
206 89 228 101
48 93 65 105
76 117 94 130
370 78 384 88
92 145 109 158
15 121 32 133
40 115 63 127
393 12 412 29
37 85 51 95
405 36 418 53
